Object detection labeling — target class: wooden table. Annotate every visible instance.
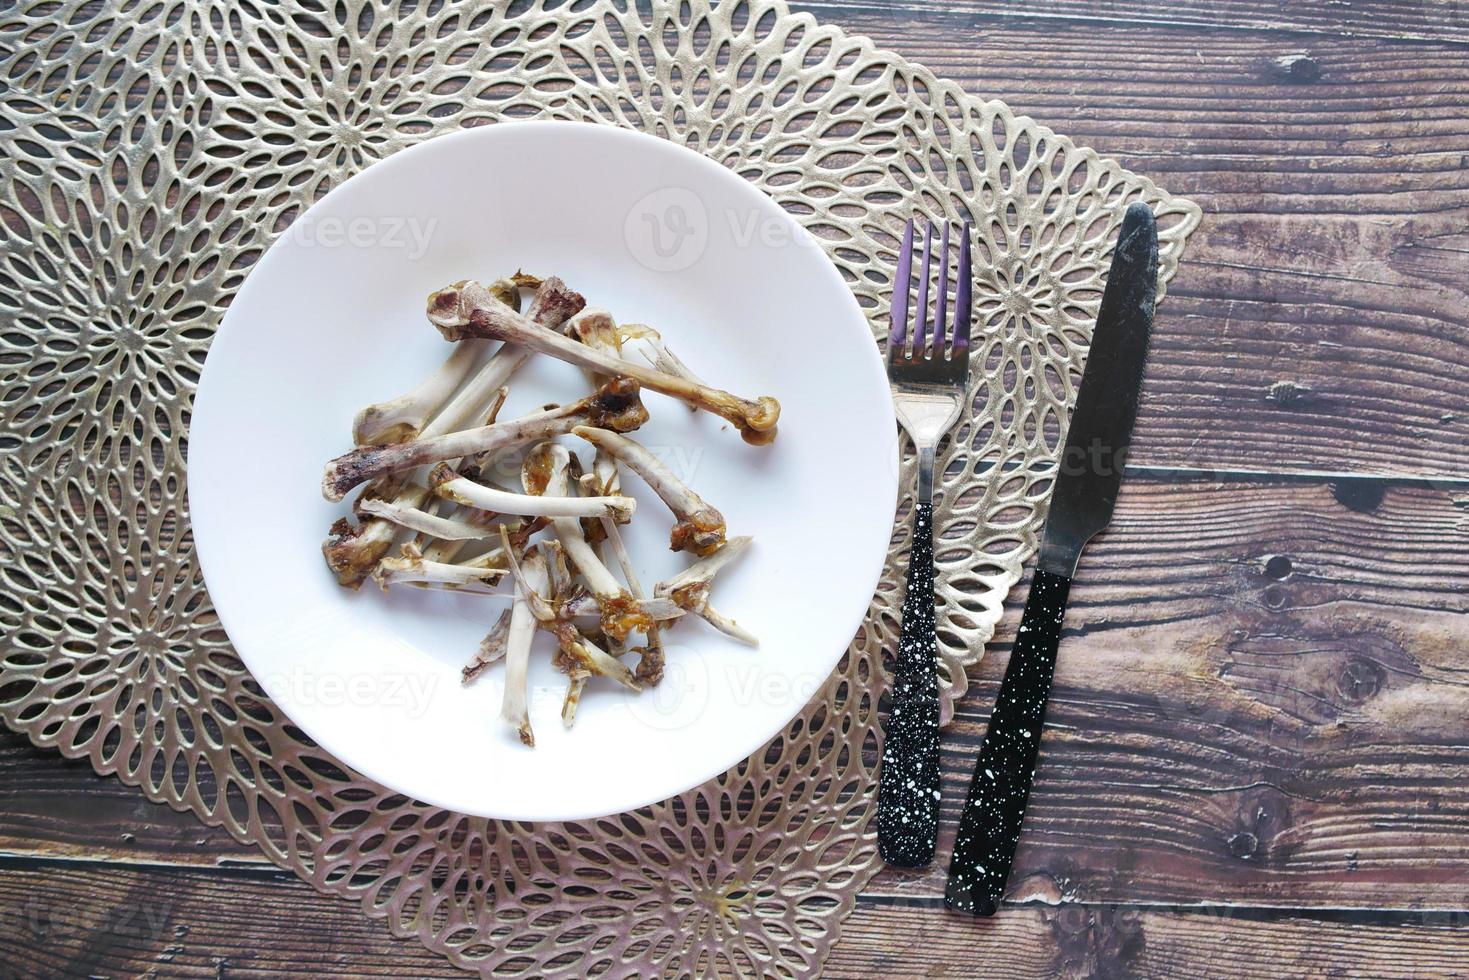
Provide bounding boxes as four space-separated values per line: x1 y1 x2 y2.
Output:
3 1 1467 975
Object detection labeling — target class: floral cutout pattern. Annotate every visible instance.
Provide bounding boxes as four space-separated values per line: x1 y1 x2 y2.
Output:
0 0 1199 975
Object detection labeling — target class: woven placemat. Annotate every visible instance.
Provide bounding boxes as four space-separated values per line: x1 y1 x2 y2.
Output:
0 0 1199 974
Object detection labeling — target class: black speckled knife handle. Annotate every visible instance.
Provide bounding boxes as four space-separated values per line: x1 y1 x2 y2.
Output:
877 500 941 868
945 568 1072 914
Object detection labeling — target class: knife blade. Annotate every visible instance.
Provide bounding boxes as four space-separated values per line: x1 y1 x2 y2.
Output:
944 201 1159 916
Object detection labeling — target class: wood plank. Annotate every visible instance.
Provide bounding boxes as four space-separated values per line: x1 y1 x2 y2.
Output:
797 0 1469 45
790 11 1469 478
0 729 259 868
828 901 1469 979
0 863 463 978
3 861 1467 979
873 475 1469 907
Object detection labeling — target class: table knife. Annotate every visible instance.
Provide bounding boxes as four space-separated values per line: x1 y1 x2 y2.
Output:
944 201 1159 916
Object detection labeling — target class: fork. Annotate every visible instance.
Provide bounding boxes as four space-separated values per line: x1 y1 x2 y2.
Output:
877 218 972 868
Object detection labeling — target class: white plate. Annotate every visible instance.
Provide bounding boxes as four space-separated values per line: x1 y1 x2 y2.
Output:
189 121 896 820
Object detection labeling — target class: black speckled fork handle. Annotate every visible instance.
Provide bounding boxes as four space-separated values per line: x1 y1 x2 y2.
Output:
945 568 1072 914
877 500 942 868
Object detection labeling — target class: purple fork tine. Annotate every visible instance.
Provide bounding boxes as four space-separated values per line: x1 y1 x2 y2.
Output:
890 218 914 353
954 221 973 351
913 221 933 352
935 221 951 350
892 217 971 361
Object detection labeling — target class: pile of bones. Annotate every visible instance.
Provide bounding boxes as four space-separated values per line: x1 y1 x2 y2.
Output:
319 274 782 746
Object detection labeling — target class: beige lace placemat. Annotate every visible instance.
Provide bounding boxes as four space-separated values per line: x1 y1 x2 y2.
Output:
0 0 1199 974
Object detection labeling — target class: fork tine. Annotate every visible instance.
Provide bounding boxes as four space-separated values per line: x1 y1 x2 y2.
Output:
954 221 973 353
935 221 951 348
889 217 914 356
914 221 933 353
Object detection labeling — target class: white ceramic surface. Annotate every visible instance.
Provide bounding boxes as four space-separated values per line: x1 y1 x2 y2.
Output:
189 122 897 820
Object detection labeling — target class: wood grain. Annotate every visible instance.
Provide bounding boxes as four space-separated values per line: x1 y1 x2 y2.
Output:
0 730 258 868
0 863 463 978
795 0 1469 45
875 475 1469 907
787 8 1469 479
828 901 1469 979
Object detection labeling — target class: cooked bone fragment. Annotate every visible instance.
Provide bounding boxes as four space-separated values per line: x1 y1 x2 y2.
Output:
539 537 577 599
534 449 624 601
372 543 506 592
323 386 507 583
523 443 651 643
323 482 432 587
354 339 487 444
463 609 513 684
413 408 503 560
555 628 637 690
536 530 595 729
633 643 665 685
501 550 544 747
577 317 640 543
655 535 757 645
572 426 727 556
428 280 780 443
584 453 621 499
558 629 640 691
570 315 631 500
418 499 547 567
433 461 636 521
325 373 515 587
694 605 755 645
352 279 520 445
321 378 647 501
569 307 623 388
571 308 621 353
602 516 666 684
619 323 706 406
358 496 497 540
560 663 591 727
349 473 410 520
577 463 622 547
500 534 641 691
421 342 524 441
421 276 583 436
428 276 585 347
380 551 516 594
559 594 684 622
401 494 441 553
568 312 633 545
656 534 752 590
421 535 470 566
